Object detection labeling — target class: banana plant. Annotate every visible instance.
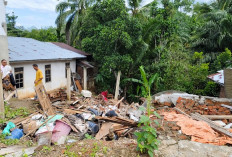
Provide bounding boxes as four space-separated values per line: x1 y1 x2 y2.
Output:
125 66 162 116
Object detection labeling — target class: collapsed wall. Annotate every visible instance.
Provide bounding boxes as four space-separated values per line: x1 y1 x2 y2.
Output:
153 92 232 124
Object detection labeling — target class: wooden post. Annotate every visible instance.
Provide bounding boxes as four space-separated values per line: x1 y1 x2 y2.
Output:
114 71 121 100
83 67 87 90
67 68 71 101
0 72 5 119
224 69 232 98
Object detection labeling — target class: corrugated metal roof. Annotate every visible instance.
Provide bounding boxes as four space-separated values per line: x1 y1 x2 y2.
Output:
208 70 224 85
52 42 91 56
8 37 86 62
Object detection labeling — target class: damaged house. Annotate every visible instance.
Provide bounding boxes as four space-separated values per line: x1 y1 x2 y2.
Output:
8 37 93 99
208 69 232 98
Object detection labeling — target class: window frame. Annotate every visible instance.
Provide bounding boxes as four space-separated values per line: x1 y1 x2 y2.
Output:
65 62 70 78
45 64 51 83
14 67 24 89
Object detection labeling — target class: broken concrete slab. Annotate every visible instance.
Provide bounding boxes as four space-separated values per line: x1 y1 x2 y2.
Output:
154 140 232 157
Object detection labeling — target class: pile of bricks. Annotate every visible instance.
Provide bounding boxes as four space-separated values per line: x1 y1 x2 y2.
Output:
175 97 232 124
48 88 77 102
175 97 231 115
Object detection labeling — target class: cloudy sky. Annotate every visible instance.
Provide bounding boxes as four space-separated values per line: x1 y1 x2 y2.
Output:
6 0 212 29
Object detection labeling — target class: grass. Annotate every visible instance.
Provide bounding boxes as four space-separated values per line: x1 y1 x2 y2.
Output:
0 106 29 124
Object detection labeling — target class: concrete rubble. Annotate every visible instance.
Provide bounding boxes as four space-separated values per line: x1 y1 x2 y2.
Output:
1 90 232 156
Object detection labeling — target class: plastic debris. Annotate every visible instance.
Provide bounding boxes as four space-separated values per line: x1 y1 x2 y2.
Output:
2 122 16 135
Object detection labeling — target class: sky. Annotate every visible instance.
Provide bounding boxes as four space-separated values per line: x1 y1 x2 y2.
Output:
6 0 212 29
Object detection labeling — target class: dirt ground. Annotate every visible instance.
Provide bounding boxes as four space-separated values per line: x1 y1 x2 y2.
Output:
8 98 37 113
34 139 148 157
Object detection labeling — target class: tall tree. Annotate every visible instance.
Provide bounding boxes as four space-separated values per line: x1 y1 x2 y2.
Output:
55 0 95 46
80 0 146 95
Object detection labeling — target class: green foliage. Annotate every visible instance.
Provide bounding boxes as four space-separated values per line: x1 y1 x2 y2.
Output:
90 142 100 157
23 27 58 42
85 133 94 139
213 48 232 71
0 134 19 146
0 106 29 124
64 144 78 157
134 67 160 157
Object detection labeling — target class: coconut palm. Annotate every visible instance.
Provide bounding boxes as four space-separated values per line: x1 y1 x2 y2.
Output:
55 0 95 45
192 0 232 53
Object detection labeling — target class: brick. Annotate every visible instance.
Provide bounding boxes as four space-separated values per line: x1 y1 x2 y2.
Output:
164 102 172 107
178 134 188 140
176 97 182 104
172 126 180 131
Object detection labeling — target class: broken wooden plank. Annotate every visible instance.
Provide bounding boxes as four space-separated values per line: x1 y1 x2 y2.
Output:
115 97 124 108
60 117 79 133
174 107 191 118
95 116 138 126
75 80 83 92
35 84 55 115
202 115 232 120
191 113 232 138
95 122 112 140
5 91 16 102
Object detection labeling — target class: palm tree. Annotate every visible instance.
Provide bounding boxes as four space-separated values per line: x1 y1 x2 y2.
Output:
55 0 95 45
192 0 232 53
128 0 143 16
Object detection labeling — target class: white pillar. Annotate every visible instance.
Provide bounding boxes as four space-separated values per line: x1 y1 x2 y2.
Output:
0 72 5 119
114 71 121 100
83 67 87 90
67 68 71 101
0 0 9 61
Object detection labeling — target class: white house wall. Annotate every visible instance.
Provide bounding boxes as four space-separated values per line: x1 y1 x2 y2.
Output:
10 60 76 99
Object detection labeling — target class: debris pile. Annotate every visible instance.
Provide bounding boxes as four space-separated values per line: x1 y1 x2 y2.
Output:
2 88 142 146
152 92 232 146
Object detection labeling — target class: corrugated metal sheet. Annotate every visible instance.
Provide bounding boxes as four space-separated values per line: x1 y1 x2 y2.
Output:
208 70 224 85
52 42 91 56
8 37 86 62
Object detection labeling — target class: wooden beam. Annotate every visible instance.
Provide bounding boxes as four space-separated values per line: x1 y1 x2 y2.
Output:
67 67 71 101
202 115 232 120
35 84 54 116
0 72 5 119
83 67 87 90
114 71 121 100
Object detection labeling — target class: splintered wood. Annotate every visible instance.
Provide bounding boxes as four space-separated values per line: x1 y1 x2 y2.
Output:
35 84 55 116
95 116 138 126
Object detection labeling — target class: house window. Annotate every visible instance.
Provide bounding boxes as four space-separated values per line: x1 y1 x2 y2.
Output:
65 62 70 78
45 65 51 82
14 67 24 88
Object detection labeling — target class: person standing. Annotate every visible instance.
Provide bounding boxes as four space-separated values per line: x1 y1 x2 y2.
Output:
33 64 43 86
33 64 43 100
1 59 16 90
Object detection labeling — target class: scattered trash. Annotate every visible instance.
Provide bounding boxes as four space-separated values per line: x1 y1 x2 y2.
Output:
87 121 99 134
105 110 118 117
81 90 92 98
2 122 16 135
6 129 23 139
52 120 71 145
37 131 52 146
